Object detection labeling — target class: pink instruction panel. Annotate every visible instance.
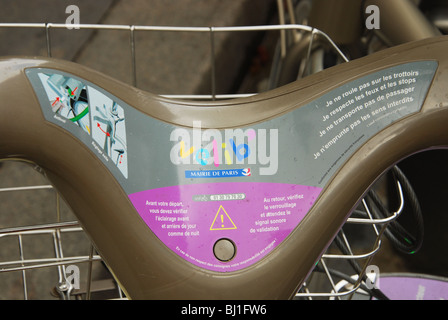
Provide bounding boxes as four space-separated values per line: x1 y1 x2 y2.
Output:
129 182 321 272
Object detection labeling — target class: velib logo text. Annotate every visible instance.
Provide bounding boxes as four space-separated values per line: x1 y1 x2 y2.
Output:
170 121 278 175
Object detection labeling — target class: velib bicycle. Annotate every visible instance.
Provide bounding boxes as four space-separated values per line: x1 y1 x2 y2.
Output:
1 0 448 300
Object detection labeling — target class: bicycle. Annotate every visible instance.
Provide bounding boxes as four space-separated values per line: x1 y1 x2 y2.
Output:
1 0 448 300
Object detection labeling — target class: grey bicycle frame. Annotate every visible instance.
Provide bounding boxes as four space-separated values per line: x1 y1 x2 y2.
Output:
0 0 446 299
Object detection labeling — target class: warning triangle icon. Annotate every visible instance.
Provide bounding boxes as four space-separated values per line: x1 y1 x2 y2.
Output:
210 205 237 231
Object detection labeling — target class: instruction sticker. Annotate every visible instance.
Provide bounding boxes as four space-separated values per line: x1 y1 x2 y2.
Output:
27 61 438 273
129 182 322 272
28 70 129 179
129 61 437 272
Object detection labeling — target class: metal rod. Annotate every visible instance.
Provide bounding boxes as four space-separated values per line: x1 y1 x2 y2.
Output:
322 240 382 259
0 185 53 192
52 229 66 294
0 22 318 33
209 27 216 100
18 235 28 300
339 229 354 256
301 28 316 78
86 245 95 300
347 180 404 224
319 258 341 300
130 25 137 87
362 198 381 236
45 23 52 57
276 0 287 58
0 256 102 272
0 221 80 236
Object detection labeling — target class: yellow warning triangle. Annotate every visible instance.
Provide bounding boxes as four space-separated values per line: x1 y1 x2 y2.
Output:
210 205 237 231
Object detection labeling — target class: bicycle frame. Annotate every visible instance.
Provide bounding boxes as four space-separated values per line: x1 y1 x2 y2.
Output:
0 33 447 299
1 0 447 300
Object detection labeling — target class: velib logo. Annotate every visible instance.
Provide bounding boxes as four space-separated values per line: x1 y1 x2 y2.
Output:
170 121 278 175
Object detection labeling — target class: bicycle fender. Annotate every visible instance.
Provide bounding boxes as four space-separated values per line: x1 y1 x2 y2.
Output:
1 36 448 299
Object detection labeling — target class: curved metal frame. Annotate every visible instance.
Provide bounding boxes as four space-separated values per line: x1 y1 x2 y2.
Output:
1 34 448 299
